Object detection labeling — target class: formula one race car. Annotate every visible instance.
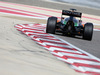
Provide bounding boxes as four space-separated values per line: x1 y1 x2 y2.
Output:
46 9 93 40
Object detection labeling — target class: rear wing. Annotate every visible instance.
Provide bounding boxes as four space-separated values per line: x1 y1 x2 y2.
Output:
62 10 82 18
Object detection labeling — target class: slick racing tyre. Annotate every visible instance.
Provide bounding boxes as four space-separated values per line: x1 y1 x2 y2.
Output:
46 17 57 34
83 23 93 41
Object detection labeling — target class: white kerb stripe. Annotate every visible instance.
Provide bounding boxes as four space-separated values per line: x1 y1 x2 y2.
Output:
60 52 91 59
40 42 73 48
48 47 82 54
22 29 44 32
57 57 100 65
80 66 100 73
71 65 100 73
35 38 62 43
25 32 48 35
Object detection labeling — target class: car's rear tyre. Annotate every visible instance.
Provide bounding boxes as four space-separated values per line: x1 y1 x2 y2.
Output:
83 23 93 40
46 17 57 34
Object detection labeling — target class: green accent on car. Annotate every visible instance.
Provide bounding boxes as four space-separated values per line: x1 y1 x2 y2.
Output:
64 21 67 25
74 22 78 26
63 20 78 26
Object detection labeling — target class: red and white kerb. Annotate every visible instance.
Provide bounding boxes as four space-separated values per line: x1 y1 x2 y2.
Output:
15 23 100 75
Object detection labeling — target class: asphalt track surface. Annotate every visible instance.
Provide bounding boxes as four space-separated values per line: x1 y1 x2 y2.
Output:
1 0 100 58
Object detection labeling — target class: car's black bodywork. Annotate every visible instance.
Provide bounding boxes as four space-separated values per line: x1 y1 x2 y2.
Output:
46 9 93 41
